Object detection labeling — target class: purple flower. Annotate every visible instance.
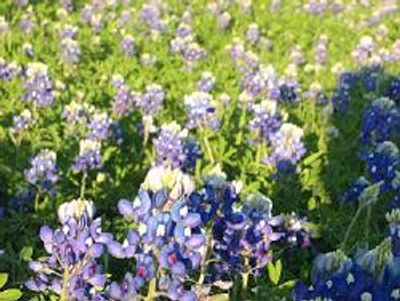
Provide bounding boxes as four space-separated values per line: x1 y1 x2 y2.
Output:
121 35 136 56
184 91 219 130
71 140 103 172
136 84 165 116
153 122 188 168
26 200 112 300
61 38 80 64
263 123 306 168
23 63 54 107
10 109 35 135
197 71 216 92
25 149 58 192
87 112 113 141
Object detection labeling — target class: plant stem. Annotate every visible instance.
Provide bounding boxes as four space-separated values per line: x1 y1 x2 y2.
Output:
341 206 363 252
201 131 215 164
80 172 87 199
198 232 212 285
60 269 69 301
365 205 371 247
34 190 40 212
146 277 157 301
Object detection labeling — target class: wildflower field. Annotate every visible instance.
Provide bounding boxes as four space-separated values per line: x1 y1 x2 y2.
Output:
1 0 400 300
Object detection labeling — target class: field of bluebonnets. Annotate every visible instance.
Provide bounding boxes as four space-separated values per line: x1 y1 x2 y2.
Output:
1 0 400 300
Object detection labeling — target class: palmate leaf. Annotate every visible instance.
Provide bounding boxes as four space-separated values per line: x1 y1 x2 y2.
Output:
0 289 22 301
0 274 8 289
267 259 282 285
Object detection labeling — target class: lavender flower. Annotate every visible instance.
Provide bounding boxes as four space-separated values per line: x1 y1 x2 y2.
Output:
264 123 306 168
25 199 112 301
23 62 54 107
87 112 113 141
153 122 188 168
71 140 103 172
121 35 136 56
61 38 80 64
184 91 219 130
10 109 35 135
25 149 58 192
136 84 165 116
197 71 216 92
246 23 260 45
248 100 282 144
0 59 20 81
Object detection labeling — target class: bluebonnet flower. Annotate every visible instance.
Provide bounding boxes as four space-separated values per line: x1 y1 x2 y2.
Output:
109 273 137 300
385 76 400 103
360 97 400 145
87 112 113 141
136 84 165 116
278 78 299 103
360 64 382 92
62 101 94 125
23 62 54 107
10 109 35 135
292 229 400 301
58 24 78 39
25 199 112 301
278 213 312 249
112 83 136 117
291 45 305 66
20 11 35 34
360 141 399 192
331 71 356 113
263 123 306 168
182 137 202 172
61 38 80 64
25 149 58 192
153 122 188 169
197 71 216 92
343 177 371 203
184 91 220 130
314 35 329 65
115 176 202 299
0 58 20 81
71 139 103 172
140 3 167 33
248 100 282 144
121 35 136 57
352 36 375 65
246 23 260 45
183 42 206 65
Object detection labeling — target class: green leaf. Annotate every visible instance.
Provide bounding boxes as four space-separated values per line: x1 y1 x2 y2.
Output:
0 274 8 289
208 294 229 301
267 259 282 285
0 289 22 301
278 280 296 290
20 246 33 262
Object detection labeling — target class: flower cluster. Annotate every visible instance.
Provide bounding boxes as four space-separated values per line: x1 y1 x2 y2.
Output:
10 109 35 135
25 199 111 300
170 22 206 66
184 91 219 130
120 35 136 57
136 84 165 117
0 58 20 81
23 62 54 107
263 123 306 170
293 214 400 301
140 2 167 33
248 100 282 144
71 139 103 172
61 37 80 65
25 149 58 192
